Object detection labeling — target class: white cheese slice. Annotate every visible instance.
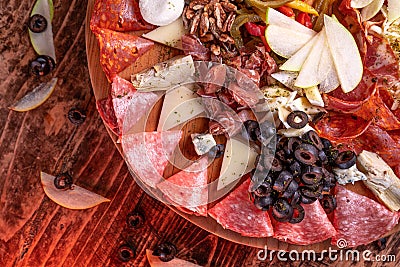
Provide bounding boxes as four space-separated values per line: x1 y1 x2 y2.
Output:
157 84 205 130
191 133 216 155
303 86 325 107
217 138 258 190
333 165 367 185
142 17 188 50
287 96 325 115
278 124 315 137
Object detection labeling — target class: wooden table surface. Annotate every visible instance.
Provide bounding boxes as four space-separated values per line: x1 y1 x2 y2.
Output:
0 1 399 266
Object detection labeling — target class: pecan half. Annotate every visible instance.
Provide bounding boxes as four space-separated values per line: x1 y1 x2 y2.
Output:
222 12 235 32
189 11 202 34
213 2 226 30
199 12 210 37
221 2 237 12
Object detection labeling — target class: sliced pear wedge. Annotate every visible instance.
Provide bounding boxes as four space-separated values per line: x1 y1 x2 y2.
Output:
29 0 56 62
324 15 363 93
10 78 58 112
351 0 375 8
361 0 384 21
40 172 110 210
146 250 201 267
388 0 400 24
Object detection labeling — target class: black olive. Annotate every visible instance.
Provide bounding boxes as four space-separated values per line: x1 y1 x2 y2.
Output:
68 108 86 125
311 111 326 124
273 171 293 192
335 150 356 169
326 149 339 163
289 161 302 177
243 120 260 142
301 166 323 185
294 143 318 165
289 203 305 224
299 194 317 204
254 195 275 211
287 137 302 153
302 130 324 150
319 195 337 214
126 212 145 229
318 150 328 163
272 198 294 222
321 138 332 151
54 172 73 190
117 244 135 262
28 14 47 33
258 120 276 144
300 184 323 199
282 179 299 199
30 55 56 76
287 111 308 129
254 181 273 197
153 243 177 262
208 144 225 158
291 190 301 205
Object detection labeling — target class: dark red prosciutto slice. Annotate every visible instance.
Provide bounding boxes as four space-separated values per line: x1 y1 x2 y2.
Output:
157 157 208 216
121 131 182 188
272 201 336 245
110 76 159 134
208 179 274 237
96 95 120 135
93 27 154 81
332 185 400 248
90 0 154 32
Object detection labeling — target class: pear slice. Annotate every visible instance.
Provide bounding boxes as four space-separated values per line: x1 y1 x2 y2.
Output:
279 32 319 72
29 0 56 62
10 78 58 112
40 172 110 210
266 25 315 58
388 0 400 24
265 7 316 36
324 15 363 93
361 0 385 21
319 57 340 93
351 0 375 8
303 86 324 107
146 250 201 267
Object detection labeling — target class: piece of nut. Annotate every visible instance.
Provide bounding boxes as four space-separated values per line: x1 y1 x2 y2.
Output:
199 12 210 37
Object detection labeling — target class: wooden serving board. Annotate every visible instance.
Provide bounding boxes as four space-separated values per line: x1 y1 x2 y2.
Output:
85 0 400 252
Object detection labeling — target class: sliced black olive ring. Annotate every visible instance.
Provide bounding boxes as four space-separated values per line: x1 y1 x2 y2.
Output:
303 130 324 150
29 14 48 33
294 143 318 165
320 194 337 214
335 150 356 169
243 120 260 142
273 171 293 193
54 172 73 190
287 111 308 129
289 203 305 224
282 179 299 199
152 243 177 262
30 55 56 76
254 194 276 211
301 166 323 185
254 181 273 197
272 198 294 222
117 244 135 262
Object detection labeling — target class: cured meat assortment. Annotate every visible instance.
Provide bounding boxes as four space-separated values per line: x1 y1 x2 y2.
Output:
90 0 400 248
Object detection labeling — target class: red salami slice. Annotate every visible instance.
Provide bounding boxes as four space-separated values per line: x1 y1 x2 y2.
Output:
332 185 400 248
93 27 154 81
272 201 336 245
111 76 159 134
313 113 371 142
157 157 209 216
96 95 120 135
121 131 182 188
208 179 274 237
90 0 154 32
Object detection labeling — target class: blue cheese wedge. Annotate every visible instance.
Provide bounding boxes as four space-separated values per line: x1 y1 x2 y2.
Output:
217 138 258 190
332 165 367 185
157 84 205 130
191 133 216 155
132 55 195 91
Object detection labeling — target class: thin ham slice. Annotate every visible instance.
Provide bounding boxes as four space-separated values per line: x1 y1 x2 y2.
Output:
272 201 336 245
332 185 400 247
208 179 274 237
121 131 182 188
157 157 209 216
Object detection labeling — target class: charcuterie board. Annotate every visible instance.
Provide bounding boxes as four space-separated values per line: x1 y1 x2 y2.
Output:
85 0 400 252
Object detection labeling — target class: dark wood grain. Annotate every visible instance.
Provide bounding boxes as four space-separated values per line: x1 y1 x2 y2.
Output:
0 1 399 266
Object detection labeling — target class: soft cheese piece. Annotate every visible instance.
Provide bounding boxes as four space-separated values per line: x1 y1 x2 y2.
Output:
333 165 367 185
217 138 258 190
157 84 205 131
139 0 185 26
191 133 216 155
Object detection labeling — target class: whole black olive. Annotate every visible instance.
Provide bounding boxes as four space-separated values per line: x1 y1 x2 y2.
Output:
282 179 299 199
30 55 56 76
301 166 323 185
254 195 275 211
294 143 318 165
302 130 324 150
273 171 293 192
335 150 356 169
153 243 177 262
28 14 47 33
54 172 73 190
272 198 294 222
319 194 337 214
117 244 135 262
289 203 305 224
287 111 308 129
243 120 260 142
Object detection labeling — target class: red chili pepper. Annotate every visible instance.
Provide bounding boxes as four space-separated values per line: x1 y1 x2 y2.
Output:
296 12 313 29
277 6 295 18
260 36 271 52
244 22 266 37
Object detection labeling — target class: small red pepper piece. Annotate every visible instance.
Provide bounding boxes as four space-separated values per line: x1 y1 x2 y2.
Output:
244 22 266 36
296 12 313 29
277 6 295 18
260 36 271 52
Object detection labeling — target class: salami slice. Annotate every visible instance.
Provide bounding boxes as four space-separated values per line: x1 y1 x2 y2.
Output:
272 201 336 245
157 157 209 216
208 179 274 237
96 95 120 135
90 0 154 32
121 131 182 188
111 76 159 134
332 185 400 248
93 27 154 81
